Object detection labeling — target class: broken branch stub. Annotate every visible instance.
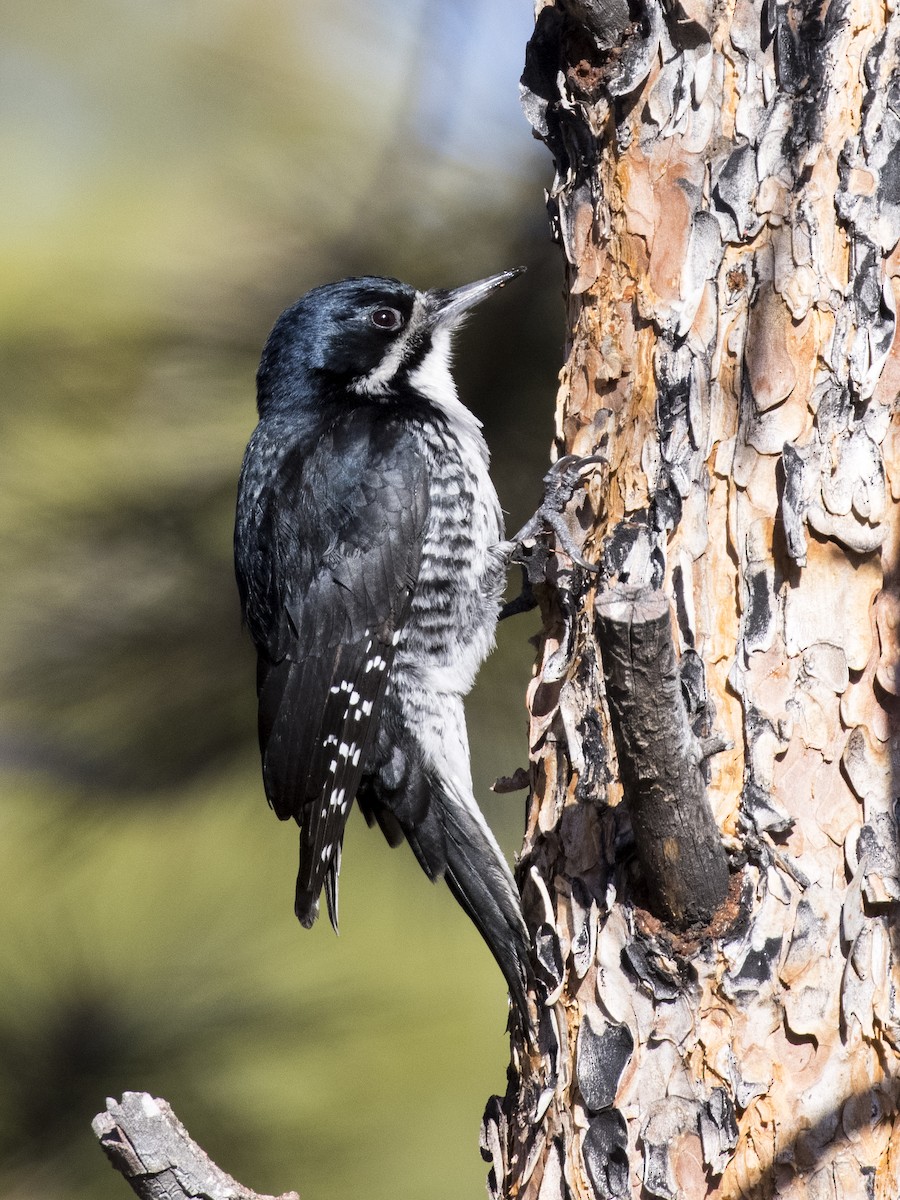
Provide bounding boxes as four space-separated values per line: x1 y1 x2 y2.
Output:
92 1092 299 1200
595 584 729 928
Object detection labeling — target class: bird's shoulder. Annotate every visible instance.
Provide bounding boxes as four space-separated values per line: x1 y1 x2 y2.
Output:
243 403 426 529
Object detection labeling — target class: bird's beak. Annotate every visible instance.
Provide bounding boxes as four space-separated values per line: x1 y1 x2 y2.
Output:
426 267 526 329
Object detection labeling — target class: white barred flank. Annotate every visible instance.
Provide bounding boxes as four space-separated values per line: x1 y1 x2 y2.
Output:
386 409 503 698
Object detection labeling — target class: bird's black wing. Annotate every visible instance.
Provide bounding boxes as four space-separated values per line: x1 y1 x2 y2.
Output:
239 409 428 928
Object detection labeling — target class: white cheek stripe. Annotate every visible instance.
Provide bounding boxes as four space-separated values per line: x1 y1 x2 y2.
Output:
351 292 427 395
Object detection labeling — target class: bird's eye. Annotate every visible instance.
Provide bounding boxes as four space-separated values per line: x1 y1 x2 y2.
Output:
370 307 403 331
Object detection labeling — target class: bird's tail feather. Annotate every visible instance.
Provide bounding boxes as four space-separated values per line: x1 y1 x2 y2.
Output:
295 843 342 931
398 773 532 1025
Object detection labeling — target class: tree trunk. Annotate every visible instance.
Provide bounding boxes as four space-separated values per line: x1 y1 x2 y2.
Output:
483 2 900 1197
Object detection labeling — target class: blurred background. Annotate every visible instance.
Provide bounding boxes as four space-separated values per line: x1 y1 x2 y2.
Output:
0 2 564 1197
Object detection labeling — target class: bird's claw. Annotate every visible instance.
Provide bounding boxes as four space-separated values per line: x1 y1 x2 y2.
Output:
507 453 604 569
500 454 604 620
542 509 599 573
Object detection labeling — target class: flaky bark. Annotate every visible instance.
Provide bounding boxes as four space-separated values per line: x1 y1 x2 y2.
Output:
484 2 900 1198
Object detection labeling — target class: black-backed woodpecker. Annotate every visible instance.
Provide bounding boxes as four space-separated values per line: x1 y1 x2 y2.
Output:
234 270 531 1021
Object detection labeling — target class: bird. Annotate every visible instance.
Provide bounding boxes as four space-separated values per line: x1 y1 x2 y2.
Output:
234 269 532 1022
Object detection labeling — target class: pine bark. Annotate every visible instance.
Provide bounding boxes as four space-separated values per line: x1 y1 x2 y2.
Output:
483 2 900 1197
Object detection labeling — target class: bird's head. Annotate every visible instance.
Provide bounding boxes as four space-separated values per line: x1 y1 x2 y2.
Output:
256 269 524 416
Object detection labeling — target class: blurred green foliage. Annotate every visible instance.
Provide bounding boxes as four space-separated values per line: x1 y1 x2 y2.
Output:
0 2 561 1197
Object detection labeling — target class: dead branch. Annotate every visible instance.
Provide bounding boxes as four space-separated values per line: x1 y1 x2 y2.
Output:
595 584 730 927
92 1092 299 1200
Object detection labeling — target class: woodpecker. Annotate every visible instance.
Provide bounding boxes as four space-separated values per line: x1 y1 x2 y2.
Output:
234 270 531 1021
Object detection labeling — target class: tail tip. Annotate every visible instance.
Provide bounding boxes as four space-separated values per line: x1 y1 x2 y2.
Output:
294 888 320 929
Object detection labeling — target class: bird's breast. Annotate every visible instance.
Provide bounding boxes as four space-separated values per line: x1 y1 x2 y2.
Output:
396 418 505 694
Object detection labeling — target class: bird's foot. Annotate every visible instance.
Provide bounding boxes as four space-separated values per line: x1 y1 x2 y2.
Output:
510 453 605 570
500 454 605 620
